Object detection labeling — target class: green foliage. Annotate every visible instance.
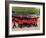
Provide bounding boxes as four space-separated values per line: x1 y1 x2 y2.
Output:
12 7 40 14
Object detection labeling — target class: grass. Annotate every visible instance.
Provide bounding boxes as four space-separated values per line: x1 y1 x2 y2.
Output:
12 7 40 14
